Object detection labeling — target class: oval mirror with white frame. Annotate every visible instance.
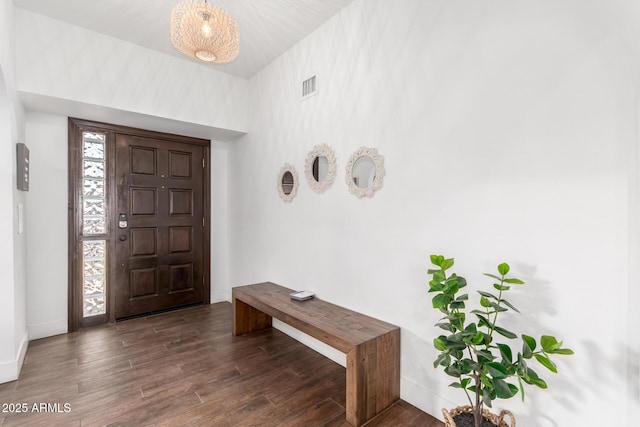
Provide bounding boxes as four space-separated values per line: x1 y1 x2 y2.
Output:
277 164 299 202
305 144 336 193
345 147 385 198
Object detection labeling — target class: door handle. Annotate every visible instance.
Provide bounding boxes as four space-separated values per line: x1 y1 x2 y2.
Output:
119 235 127 242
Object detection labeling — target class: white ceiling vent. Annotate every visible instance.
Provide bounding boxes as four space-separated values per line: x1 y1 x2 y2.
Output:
302 75 318 100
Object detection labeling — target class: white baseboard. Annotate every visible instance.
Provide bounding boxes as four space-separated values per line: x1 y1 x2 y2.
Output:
211 290 230 303
0 359 17 384
16 330 28 376
272 319 347 367
28 319 67 340
401 377 455 422
0 330 30 384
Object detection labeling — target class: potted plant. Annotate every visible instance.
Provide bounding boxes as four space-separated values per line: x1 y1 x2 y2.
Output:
428 255 573 427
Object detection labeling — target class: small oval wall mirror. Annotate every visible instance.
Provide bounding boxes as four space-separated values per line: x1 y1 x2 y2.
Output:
282 171 294 194
313 156 329 182
352 156 376 189
277 164 299 202
305 144 336 193
345 147 385 198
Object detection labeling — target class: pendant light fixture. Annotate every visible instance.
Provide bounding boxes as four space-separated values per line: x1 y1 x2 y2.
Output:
170 0 239 63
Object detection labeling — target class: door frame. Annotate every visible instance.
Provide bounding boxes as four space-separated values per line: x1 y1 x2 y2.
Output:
68 118 211 331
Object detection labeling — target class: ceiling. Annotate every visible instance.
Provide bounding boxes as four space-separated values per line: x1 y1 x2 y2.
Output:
13 0 355 79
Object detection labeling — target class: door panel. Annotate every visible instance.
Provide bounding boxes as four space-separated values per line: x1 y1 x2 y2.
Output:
115 134 204 319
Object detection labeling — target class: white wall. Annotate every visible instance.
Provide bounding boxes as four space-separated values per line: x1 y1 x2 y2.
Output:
211 141 231 302
0 0 28 383
24 113 68 339
15 8 249 136
230 0 640 425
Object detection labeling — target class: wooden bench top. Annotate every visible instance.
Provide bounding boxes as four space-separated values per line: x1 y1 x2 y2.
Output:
232 282 399 353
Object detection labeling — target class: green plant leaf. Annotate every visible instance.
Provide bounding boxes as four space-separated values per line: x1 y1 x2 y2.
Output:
454 275 467 288
445 364 461 377
455 293 469 302
443 279 460 295
433 353 450 368
493 284 511 292
522 335 536 355
534 354 557 373
484 273 503 281
522 367 548 388
483 387 493 407
459 358 475 375
480 296 491 308
441 258 455 271
428 283 443 292
474 313 492 329
478 290 499 301
497 263 510 275
489 302 508 312
435 322 454 332
494 379 518 399
499 298 520 313
474 349 494 362
431 271 445 283
472 332 484 345
497 343 513 363
430 255 444 267
540 335 559 352
450 301 465 310
551 348 575 355
494 325 517 339
432 294 449 309
486 362 509 380
464 323 477 333
504 277 525 284
433 337 447 351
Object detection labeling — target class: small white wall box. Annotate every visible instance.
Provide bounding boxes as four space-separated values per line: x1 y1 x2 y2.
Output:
16 143 29 191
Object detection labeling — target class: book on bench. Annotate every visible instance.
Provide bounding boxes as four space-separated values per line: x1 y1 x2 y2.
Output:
289 290 315 301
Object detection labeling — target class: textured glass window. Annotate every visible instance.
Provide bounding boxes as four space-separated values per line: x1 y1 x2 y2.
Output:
81 131 107 316
83 240 106 317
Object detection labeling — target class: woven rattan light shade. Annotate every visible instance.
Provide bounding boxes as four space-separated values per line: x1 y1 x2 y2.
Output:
170 0 239 63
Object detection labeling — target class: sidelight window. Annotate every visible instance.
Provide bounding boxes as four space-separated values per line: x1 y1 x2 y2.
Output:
81 131 107 316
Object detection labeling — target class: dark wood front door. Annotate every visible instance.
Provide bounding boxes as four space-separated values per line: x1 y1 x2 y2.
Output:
114 134 205 319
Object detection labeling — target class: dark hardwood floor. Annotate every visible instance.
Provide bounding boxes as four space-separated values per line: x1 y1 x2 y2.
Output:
0 303 443 426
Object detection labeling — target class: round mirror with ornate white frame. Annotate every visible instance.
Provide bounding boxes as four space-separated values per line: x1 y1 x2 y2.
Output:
345 147 385 198
304 144 336 193
278 163 299 202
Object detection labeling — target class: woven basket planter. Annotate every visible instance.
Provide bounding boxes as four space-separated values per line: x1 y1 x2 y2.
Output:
442 405 516 427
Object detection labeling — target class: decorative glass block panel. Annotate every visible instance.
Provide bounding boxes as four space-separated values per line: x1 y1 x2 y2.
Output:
83 259 105 277
84 277 105 293
83 141 105 160
80 131 108 318
84 160 104 178
83 199 105 216
83 132 106 143
83 217 106 235
83 240 105 259
84 293 105 317
82 240 106 317
83 179 105 197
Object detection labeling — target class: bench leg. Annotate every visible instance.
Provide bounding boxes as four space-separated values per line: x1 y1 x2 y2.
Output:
345 329 400 426
232 297 273 336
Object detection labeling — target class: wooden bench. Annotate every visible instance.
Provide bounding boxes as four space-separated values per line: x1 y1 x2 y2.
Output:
232 282 400 426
